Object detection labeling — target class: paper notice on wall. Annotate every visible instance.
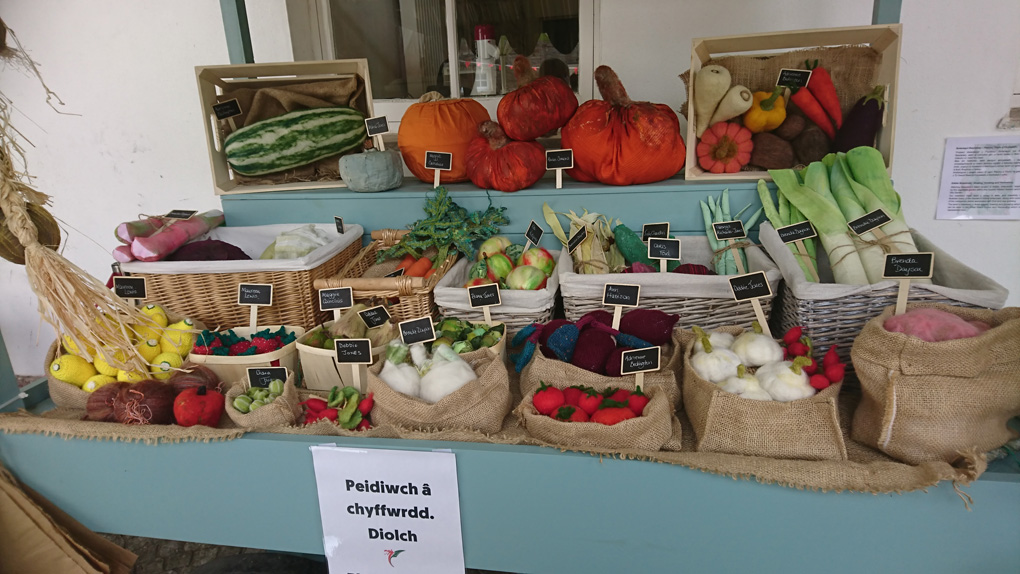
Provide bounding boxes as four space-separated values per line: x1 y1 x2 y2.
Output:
309 446 465 574
937 135 1020 220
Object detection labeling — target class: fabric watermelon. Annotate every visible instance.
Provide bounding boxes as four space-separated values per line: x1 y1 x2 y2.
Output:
224 107 367 176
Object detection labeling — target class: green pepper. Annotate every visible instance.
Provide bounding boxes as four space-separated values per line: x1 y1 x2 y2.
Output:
326 386 343 408
232 395 253 413
341 410 363 430
337 386 360 424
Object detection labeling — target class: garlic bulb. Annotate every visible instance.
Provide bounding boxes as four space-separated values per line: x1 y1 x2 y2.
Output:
730 321 783 367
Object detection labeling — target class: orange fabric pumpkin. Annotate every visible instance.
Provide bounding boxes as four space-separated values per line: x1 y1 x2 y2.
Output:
466 121 546 192
696 122 753 174
497 56 578 141
398 92 491 184
560 66 685 186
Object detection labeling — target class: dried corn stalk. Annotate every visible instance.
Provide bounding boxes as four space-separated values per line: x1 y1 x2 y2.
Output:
542 203 625 274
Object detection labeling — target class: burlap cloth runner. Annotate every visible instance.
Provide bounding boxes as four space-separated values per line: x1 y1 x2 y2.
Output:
680 46 881 119
0 408 243 445
218 76 368 185
680 328 847 461
366 348 512 434
851 303 1020 465
224 373 301 430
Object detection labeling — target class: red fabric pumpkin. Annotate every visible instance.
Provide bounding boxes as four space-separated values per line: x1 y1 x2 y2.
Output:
173 385 224 428
465 121 546 192
398 92 491 184
497 56 578 141
561 66 686 186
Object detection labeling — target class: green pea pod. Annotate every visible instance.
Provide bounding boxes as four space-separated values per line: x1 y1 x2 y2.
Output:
232 396 253 413
268 379 284 395
327 386 343 408
338 387 361 424
341 410 363 430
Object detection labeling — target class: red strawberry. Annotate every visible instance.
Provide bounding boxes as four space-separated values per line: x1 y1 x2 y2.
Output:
606 388 631 403
576 388 603 415
551 405 589 422
809 374 831 390
532 381 565 416
782 326 804 346
209 338 223 348
562 385 587 407
786 340 809 357
191 345 211 355
822 345 840 368
824 363 846 384
250 337 280 355
626 386 650 416
228 341 253 355
803 357 819 376
591 407 636 425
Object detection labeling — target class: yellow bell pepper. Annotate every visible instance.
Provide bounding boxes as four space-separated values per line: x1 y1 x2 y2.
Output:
742 87 787 133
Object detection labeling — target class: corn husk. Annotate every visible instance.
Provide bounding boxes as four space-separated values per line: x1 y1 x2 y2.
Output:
543 203 625 274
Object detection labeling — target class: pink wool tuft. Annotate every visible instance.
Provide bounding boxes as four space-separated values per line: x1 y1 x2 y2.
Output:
883 308 985 342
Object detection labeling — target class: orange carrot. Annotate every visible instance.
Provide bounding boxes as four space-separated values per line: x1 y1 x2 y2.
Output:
423 268 436 279
395 254 416 272
405 256 433 277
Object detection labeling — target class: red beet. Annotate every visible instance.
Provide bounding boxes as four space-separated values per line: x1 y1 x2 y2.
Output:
579 310 614 328
604 346 634 377
570 328 617 375
619 308 679 346
537 319 572 348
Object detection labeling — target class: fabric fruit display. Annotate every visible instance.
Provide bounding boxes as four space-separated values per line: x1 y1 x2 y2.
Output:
697 122 753 174
398 92 490 184
465 121 546 192
561 66 686 186
496 55 578 141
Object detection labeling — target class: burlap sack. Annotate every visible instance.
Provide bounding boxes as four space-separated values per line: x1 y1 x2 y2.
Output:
366 348 511 434
519 329 684 407
219 77 369 185
680 328 848 461
45 341 89 409
224 373 301 430
851 304 1020 465
514 383 675 452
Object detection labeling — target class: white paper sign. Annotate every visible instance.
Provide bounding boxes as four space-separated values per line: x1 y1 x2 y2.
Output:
937 135 1020 220
310 446 465 574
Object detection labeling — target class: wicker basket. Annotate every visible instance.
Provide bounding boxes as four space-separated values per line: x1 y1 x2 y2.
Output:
313 229 459 322
557 237 782 330
433 253 560 332
120 224 363 330
759 222 1009 369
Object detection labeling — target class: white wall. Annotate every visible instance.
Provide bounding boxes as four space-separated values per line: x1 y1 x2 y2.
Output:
1 0 1018 375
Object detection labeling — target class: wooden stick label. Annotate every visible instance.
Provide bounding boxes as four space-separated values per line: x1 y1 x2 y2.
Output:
399 317 436 345
113 276 147 299
164 209 197 220
567 226 588 254
776 221 817 243
334 338 373 364
545 149 573 170
237 283 273 306
621 346 661 375
359 306 390 329
776 68 811 88
247 367 287 389
525 220 544 246
647 237 681 261
728 271 773 301
318 287 353 311
712 220 747 241
364 116 389 137
602 283 640 307
641 222 670 241
848 209 892 236
424 151 452 170
334 216 345 234
468 283 501 308
212 99 242 120
883 253 934 279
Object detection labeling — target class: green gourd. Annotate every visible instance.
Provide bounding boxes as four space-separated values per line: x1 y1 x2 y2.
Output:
613 224 682 271
224 107 367 176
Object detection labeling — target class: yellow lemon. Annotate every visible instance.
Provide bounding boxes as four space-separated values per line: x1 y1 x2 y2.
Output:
150 352 183 380
116 370 147 383
135 338 162 363
50 355 97 387
92 348 127 376
168 318 195 330
140 304 169 327
61 334 96 358
160 328 194 357
130 323 162 344
82 374 116 393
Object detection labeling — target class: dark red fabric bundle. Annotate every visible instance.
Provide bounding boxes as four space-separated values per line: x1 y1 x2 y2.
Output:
570 328 616 375
84 380 176 425
604 346 634 377
168 362 223 395
619 308 679 346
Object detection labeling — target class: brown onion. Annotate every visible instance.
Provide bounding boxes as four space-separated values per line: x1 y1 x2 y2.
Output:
113 380 176 425
85 382 130 422
168 362 222 395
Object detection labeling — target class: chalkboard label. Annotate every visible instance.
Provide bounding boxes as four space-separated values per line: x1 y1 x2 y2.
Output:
776 221 817 243
334 338 373 364
111 262 122 275
468 283 501 308
642 222 670 241
776 68 812 88
399 316 436 345
424 151 452 171
525 220 544 246
883 252 934 279
567 226 588 254
318 287 353 311
212 98 242 120
712 220 747 241
647 237 681 261
545 149 574 170
621 346 661 375
848 209 892 236
247 367 288 389
334 216 345 234
113 276 147 299
602 283 640 308
728 271 773 301
384 267 405 278
164 209 197 220
359 305 390 329
237 283 273 306
364 116 389 137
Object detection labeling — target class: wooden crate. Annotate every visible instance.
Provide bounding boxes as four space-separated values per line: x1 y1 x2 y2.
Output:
684 24 901 182
195 59 375 195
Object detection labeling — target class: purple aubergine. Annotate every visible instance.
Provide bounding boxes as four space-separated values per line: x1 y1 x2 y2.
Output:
833 85 886 153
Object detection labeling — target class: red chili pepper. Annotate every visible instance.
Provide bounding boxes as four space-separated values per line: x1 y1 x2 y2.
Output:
790 87 835 139
782 326 804 346
824 363 846 384
357 392 374 417
809 374 831 390
822 345 840 369
321 408 339 422
805 60 842 129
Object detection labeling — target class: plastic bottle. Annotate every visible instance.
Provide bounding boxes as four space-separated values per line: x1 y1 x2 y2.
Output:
471 25 498 96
